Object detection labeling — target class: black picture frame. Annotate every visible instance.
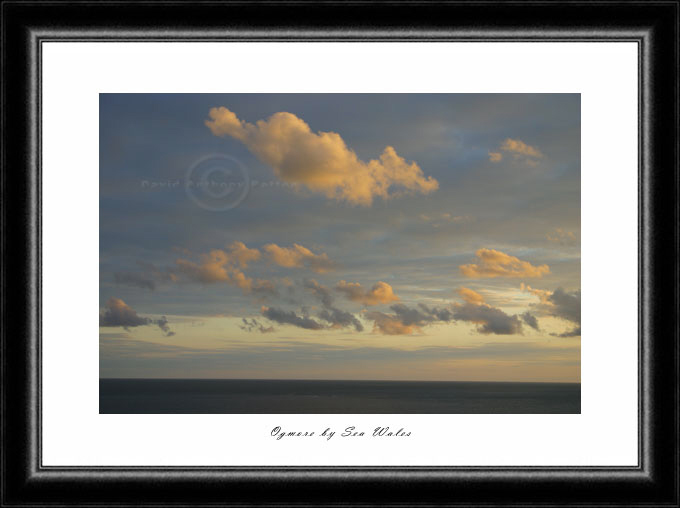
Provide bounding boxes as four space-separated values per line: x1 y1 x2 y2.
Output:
2 1 678 506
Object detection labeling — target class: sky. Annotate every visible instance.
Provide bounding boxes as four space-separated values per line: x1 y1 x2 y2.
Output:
99 93 580 382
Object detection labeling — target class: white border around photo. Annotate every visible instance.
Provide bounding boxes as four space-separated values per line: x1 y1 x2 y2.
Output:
41 42 637 466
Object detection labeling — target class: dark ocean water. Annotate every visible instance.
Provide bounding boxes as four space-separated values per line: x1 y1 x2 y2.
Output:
99 379 580 414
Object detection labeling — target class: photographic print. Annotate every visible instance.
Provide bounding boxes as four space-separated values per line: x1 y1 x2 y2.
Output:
99 93 581 414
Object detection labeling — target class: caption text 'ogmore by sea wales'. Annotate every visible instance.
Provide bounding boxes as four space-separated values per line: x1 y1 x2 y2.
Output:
271 426 411 441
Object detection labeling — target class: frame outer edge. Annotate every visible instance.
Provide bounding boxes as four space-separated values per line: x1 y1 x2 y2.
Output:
1 1 678 505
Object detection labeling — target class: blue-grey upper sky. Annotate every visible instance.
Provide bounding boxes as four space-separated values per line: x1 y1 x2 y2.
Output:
100 94 580 381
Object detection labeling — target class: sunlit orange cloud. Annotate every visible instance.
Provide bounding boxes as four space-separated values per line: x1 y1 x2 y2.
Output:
489 138 543 163
457 287 485 305
173 242 273 294
175 254 255 291
335 280 400 306
205 107 439 206
460 248 550 279
364 311 419 335
500 138 542 158
228 241 261 268
175 249 233 284
520 282 552 304
263 243 336 273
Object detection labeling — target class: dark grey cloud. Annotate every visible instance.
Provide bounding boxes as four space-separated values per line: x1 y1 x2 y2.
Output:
521 311 540 331
552 326 581 338
239 317 275 333
301 278 363 331
366 301 524 336
99 298 150 328
261 302 363 332
261 307 325 330
318 307 364 332
391 303 444 326
526 287 580 337
548 288 580 325
303 279 334 307
451 303 523 335
417 303 454 323
99 298 175 336
155 315 176 337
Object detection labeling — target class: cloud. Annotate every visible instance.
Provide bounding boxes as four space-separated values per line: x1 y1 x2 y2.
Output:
318 307 364 332
335 280 400 306
520 283 552 304
489 138 543 164
365 297 525 336
174 242 274 294
263 243 336 273
521 285 581 337
416 303 455 323
302 279 363 331
366 303 451 335
546 228 578 246
261 306 325 330
239 318 275 334
460 248 550 279
99 298 175 336
451 303 523 335
303 279 334 307
365 310 420 335
99 298 149 328
553 326 581 337
453 287 527 335
393 304 446 326
522 285 580 324
500 138 543 158
228 241 261 267
205 107 439 206
457 287 485 305
548 288 581 325
176 248 244 284
154 315 176 337
520 311 540 331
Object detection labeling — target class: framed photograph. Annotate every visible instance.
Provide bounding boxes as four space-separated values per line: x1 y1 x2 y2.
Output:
2 1 678 506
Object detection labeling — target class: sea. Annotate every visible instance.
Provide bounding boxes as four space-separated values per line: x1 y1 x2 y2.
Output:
99 379 580 414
